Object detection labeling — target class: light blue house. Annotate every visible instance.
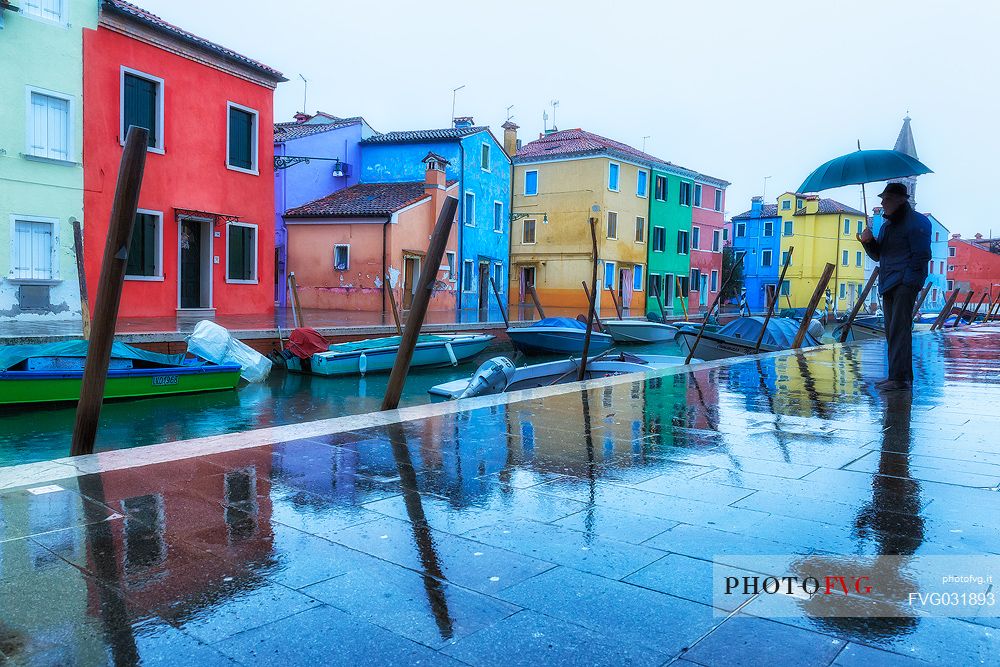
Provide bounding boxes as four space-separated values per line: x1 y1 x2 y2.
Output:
360 118 511 318
730 196 783 311
274 112 376 305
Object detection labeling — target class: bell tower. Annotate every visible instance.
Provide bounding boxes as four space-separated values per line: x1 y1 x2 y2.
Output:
891 115 919 207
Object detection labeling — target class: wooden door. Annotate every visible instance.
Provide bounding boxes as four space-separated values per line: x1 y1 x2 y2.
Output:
180 219 202 309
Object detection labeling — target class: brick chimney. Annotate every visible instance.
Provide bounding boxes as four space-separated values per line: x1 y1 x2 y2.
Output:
453 116 474 129
293 112 311 124
975 233 984 240
952 233 962 239
502 120 519 158
750 196 762 216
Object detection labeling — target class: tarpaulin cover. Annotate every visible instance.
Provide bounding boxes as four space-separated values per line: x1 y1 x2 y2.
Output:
716 316 820 348
324 334 451 355
287 328 330 359
531 317 587 330
0 340 185 372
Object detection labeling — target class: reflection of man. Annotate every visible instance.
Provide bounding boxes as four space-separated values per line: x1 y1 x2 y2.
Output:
859 183 932 391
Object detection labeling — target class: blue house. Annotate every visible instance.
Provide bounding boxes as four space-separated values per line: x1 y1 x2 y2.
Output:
730 196 783 311
274 112 376 306
360 117 512 318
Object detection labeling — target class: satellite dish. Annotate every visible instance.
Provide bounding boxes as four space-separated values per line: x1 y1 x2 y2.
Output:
591 204 601 213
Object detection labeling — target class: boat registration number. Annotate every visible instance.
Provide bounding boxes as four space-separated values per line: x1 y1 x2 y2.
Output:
152 375 179 386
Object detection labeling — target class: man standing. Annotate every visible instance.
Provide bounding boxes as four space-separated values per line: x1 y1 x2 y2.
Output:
858 182 932 391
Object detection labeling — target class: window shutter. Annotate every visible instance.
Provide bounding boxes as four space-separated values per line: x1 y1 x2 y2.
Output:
124 74 157 147
229 108 253 169
229 226 243 279
244 227 255 279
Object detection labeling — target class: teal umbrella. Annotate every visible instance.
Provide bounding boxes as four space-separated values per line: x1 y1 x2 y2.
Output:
798 149 932 193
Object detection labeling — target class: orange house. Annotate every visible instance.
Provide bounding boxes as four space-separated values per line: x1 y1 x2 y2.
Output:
283 153 459 315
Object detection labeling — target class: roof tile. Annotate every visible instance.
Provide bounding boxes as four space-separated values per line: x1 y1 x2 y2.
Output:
284 181 455 218
274 117 364 142
360 126 487 145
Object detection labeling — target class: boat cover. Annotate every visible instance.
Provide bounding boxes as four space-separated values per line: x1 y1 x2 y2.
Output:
0 341 185 372
287 328 329 359
325 334 452 354
716 317 820 348
530 317 587 330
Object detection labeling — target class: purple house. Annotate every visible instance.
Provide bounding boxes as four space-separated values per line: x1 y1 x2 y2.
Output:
273 112 376 305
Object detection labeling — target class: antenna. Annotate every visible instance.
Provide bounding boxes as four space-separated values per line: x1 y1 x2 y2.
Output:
762 175 772 202
506 105 514 121
542 110 549 131
451 84 466 124
298 74 308 114
550 100 559 130
642 135 651 152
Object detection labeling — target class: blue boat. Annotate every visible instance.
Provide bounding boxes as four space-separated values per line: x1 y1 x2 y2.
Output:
506 317 614 356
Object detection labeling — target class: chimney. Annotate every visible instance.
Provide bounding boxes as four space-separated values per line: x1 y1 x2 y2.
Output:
422 152 448 191
975 233 984 240
952 233 961 239
293 112 311 124
502 121 519 158
453 116 474 129
750 196 762 215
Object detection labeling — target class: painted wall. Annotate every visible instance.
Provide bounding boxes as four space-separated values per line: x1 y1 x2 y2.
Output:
510 156 648 314
646 168 694 317
776 193 866 310
689 182 726 312
947 237 1000 302
730 200 781 311
83 22 278 318
360 130 511 315
0 0 97 322
285 185 458 313
274 120 373 305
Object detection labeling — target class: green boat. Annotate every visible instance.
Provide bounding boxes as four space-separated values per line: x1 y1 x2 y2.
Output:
0 341 242 406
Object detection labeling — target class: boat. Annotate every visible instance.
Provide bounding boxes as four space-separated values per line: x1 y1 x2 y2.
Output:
0 341 241 406
284 331 494 377
675 316 820 361
506 317 613 356
601 318 680 343
428 351 691 400
834 315 884 341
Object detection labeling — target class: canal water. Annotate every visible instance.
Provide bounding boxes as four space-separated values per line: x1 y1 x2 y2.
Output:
0 340 684 468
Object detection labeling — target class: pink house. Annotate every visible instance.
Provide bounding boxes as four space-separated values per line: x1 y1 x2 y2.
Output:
689 179 728 310
283 154 459 315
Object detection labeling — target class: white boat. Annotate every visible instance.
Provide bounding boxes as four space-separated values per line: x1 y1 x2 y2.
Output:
507 317 613 356
427 352 691 400
286 333 494 377
675 317 820 361
601 319 680 343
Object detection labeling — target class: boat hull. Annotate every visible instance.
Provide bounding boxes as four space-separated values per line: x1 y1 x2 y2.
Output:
675 330 776 361
601 320 678 343
507 327 613 356
288 335 493 377
0 365 241 406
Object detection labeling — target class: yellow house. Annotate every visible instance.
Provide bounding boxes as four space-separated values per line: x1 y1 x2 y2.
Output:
776 192 868 311
507 127 662 313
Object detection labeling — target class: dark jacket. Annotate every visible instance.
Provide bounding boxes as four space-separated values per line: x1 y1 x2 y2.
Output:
861 204 932 295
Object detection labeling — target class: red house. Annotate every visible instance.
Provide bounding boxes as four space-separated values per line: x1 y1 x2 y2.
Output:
947 233 1000 303
688 178 729 312
83 0 285 319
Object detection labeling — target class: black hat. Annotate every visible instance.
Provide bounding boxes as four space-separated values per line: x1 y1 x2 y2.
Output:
878 182 909 198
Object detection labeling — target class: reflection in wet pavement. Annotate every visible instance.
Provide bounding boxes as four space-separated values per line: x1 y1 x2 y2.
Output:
2 327 999 665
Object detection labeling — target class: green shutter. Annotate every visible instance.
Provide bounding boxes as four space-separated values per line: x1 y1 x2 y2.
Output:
126 213 157 276
124 74 157 147
228 225 255 280
229 108 253 170
243 226 254 280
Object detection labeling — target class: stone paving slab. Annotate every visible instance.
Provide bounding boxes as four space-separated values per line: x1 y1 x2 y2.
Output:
1 326 999 665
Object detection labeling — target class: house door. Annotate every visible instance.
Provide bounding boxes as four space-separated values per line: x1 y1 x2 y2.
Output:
519 266 535 303
663 273 674 309
402 256 420 310
478 262 490 310
179 218 208 309
765 284 777 308
699 274 708 306
618 267 633 309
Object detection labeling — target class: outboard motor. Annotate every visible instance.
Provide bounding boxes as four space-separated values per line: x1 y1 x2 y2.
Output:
807 318 825 340
458 357 517 399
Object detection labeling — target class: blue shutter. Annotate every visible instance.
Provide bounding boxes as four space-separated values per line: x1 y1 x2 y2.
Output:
124 74 157 147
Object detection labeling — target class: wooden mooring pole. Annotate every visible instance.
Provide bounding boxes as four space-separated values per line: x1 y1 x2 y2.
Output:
969 293 990 325
911 284 931 320
581 281 604 331
988 295 1000 322
578 217 600 381
71 217 91 340
675 276 688 320
931 290 961 330
71 126 148 457
607 287 623 319
684 251 746 364
839 266 879 344
381 196 458 411
287 272 304 328
953 291 975 328
528 285 546 320
792 262 836 349
489 274 510 329
755 246 794 352
384 276 402 335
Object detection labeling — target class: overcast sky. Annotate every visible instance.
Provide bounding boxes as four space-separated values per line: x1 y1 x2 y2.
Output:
142 0 999 237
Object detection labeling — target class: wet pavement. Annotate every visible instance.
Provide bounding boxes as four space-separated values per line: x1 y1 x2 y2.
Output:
1 326 999 665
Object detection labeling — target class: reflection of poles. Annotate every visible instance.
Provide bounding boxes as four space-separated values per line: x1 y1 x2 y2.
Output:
794 352 829 421
382 196 458 411
79 474 140 665
386 421 454 639
578 217 600 381
969 293 989 325
792 262 835 349
755 246 794 352
684 251 746 364
953 291 974 328
71 127 148 457
839 267 880 343
580 388 598 538
930 289 961 330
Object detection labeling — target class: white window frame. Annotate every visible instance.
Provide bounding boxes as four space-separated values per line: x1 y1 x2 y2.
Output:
735 222 746 238
947 280 954 291
948 247 956 257
462 259 475 293
608 162 620 192
663 273 675 306
633 264 644 291
781 200 791 210
855 251 862 267
761 248 773 267
603 261 616 289
691 225 701 250
24 86 75 164
636 170 649 198
677 229 689 255
652 226 666 253
710 269 719 292
463 191 476 227
521 218 537 245
124 209 165 281
782 250 792 266
226 101 259 175
712 229 722 252
120 66 165 153
783 220 794 236
445 251 457 281
840 283 847 299
842 249 849 266
480 142 491 172
20 0 65 24
333 243 350 271
524 170 538 196
714 189 722 212
492 262 503 288
606 211 618 240
634 216 645 244
225 221 258 284
762 221 773 237
843 219 851 235
9 214 60 283
679 182 692 207
654 175 667 202
493 200 504 234
694 183 703 207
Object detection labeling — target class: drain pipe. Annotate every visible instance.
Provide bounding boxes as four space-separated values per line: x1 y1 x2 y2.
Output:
382 216 390 321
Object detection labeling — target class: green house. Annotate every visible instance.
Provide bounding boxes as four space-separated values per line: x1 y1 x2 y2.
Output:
0 0 97 323
646 165 696 317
